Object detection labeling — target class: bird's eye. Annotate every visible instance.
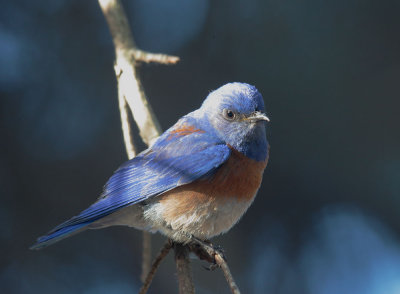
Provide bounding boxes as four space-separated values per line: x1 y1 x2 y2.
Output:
222 109 236 120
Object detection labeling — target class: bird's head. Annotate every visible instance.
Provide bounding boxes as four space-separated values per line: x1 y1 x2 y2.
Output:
200 82 269 161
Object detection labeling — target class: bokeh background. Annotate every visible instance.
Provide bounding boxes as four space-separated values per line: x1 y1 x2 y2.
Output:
1 0 400 293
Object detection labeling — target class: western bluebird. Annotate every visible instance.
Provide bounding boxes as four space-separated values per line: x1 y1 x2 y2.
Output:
30 82 270 249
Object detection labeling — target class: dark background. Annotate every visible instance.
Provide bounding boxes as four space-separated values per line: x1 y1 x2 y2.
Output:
1 0 400 293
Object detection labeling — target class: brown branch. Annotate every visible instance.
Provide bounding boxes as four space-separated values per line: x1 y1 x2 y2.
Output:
138 240 173 294
118 89 136 158
189 238 241 294
132 49 180 65
98 0 181 287
174 244 195 294
99 0 162 147
215 254 241 294
140 231 152 283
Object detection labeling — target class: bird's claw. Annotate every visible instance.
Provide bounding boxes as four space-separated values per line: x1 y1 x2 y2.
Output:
202 262 219 271
189 235 227 267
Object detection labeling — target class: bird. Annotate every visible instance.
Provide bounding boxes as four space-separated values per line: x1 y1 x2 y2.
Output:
30 82 270 250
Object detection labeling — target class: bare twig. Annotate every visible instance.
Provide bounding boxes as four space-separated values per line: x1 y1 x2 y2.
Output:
215 254 241 294
99 0 163 146
118 91 136 158
138 240 173 294
98 0 180 287
132 49 180 65
189 238 241 294
174 244 195 294
140 231 152 283
119 89 152 283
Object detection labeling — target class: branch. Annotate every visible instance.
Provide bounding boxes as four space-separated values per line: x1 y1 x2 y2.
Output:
118 89 136 158
98 0 180 287
99 0 163 146
132 49 180 65
139 240 172 294
140 230 152 283
174 244 195 294
215 254 240 294
189 238 241 294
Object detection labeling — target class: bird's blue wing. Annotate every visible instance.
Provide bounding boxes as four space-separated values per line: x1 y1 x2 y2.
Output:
31 122 230 249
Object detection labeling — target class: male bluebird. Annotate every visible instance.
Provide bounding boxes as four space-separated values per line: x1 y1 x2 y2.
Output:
31 82 269 249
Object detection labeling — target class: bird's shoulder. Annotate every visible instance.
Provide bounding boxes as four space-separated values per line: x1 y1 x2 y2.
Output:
152 113 218 150
99 114 230 201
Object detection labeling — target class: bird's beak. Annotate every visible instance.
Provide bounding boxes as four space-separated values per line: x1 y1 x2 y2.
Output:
246 111 270 122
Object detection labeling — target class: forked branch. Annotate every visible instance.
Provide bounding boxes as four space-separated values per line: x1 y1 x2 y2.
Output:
139 240 173 294
97 0 179 286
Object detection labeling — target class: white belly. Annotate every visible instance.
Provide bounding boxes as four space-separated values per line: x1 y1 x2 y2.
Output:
143 194 255 242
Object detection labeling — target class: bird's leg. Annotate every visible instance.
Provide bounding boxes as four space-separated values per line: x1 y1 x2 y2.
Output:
188 236 227 271
188 235 241 293
191 236 226 259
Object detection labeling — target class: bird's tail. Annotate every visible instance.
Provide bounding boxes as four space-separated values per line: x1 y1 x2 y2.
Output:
30 194 127 250
29 222 91 250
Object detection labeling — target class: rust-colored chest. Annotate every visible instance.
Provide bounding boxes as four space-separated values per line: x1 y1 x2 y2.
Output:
205 147 268 201
159 147 268 210
156 147 268 238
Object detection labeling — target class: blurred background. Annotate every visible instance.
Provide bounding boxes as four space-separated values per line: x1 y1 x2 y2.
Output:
1 0 400 293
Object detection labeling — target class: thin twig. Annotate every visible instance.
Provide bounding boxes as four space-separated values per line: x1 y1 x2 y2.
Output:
132 49 180 65
215 253 241 294
174 244 195 294
189 238 241 294
98 0 181 286
98 0 182 288
140 231 152 283
99 0 163 146
138 241 173 294
118 92 136 158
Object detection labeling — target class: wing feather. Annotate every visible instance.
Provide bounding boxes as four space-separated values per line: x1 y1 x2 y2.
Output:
31 124 230 249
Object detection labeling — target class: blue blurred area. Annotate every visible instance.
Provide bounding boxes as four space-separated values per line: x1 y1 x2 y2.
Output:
127 0 210 53
1 0 400 293
301 207 400 294
249 206 400 294
4 87 110 160
0 28 23 88
1 252 138 293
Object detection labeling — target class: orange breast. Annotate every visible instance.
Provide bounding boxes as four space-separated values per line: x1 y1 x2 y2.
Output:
158 147 268 222
205 147 268 201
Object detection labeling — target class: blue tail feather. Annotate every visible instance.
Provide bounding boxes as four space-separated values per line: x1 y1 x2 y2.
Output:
30 222 90 250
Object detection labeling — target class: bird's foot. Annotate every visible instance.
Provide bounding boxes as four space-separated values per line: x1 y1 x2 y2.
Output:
188 236 226 270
